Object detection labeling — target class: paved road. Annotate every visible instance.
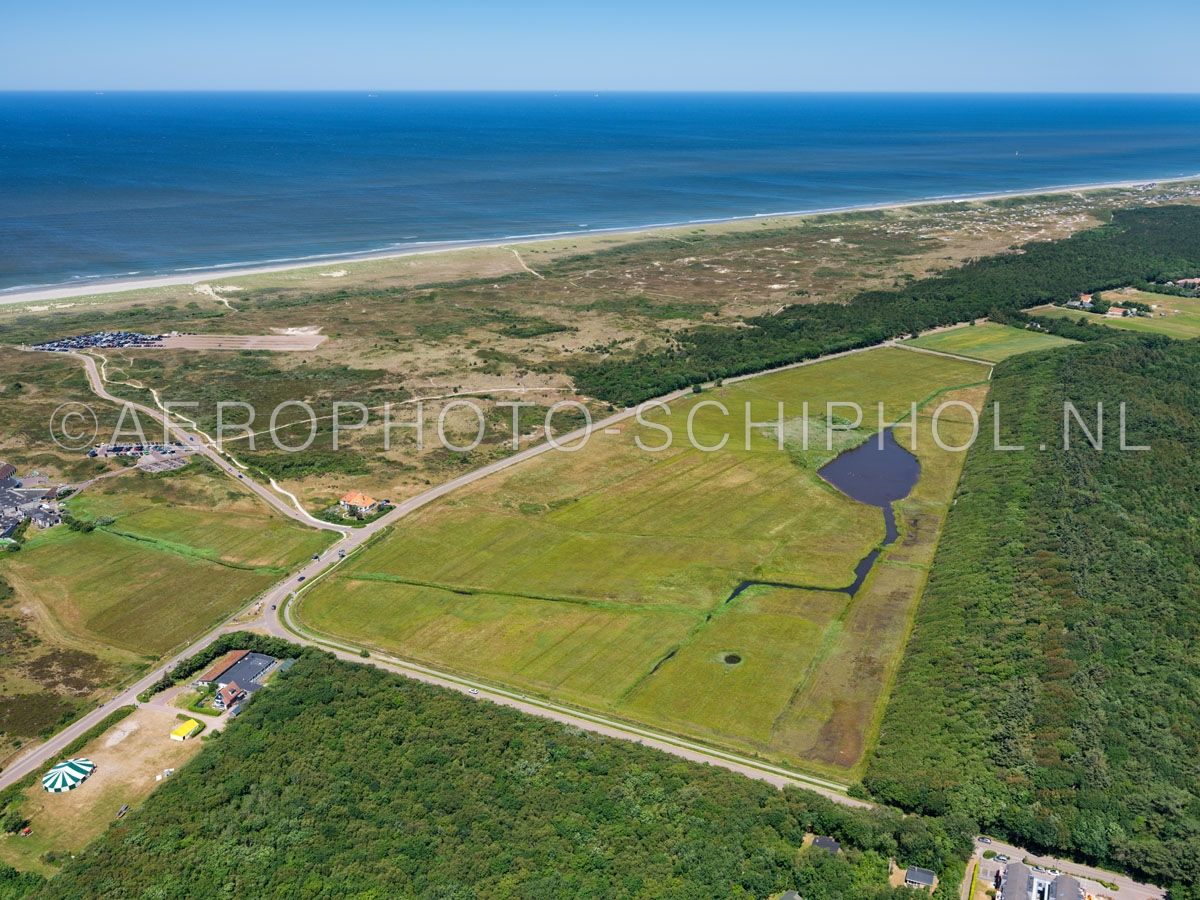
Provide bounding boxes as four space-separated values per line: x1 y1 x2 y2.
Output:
1 345 875 801
1 335 1173 897
65 350 347 534
969 837 1165 900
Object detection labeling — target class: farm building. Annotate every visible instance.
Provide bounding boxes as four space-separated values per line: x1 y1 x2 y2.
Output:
170 719 202 741
195 650 278 691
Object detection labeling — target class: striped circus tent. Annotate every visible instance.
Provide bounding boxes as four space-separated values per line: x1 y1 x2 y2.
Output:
41 758 95 793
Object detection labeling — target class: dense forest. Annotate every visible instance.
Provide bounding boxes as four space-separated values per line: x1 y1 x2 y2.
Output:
573 205 1200 405
42 652 972 899
864 336 1200 893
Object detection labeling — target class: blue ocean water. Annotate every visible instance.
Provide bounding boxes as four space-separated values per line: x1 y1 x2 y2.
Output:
2 92 1199 293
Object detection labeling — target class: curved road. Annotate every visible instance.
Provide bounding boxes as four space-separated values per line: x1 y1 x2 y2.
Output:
67 351 347 533
3 343 1171 897
2 345 876 801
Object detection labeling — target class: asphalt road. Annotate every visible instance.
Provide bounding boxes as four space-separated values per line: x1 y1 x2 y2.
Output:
1 345 877 800
67 351 347 534
0 338 1172 898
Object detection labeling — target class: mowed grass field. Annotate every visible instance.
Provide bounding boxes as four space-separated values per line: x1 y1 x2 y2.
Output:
1033 290 1200 339
904 322 1076 361
5 464 332 656
301 347 997 777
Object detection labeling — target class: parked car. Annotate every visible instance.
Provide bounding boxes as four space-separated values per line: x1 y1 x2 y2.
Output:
978 836 992 844
297 575 305 582
117 804 129 819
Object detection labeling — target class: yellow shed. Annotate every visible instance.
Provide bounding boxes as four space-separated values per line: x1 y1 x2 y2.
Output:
170 718 201 741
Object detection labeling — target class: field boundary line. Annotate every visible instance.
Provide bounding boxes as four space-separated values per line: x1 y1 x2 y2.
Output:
282 576 858 800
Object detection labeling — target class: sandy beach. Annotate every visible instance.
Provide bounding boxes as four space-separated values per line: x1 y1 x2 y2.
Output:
3 173 1197 308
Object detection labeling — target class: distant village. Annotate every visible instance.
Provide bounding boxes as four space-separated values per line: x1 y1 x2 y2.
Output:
0 463 66 542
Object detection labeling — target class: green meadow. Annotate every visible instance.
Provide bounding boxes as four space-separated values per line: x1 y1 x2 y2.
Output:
5 464 333 656
301 348 995 777
1033 290 1200 339
904 321 1076 362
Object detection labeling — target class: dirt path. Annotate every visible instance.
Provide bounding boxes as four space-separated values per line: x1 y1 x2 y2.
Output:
504 246 544 279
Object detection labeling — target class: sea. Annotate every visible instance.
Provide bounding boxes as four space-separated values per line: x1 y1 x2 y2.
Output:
2 92 1200 294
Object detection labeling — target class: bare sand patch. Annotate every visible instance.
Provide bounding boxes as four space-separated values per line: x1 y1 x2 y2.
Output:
160 333 327 351
0 706 204 874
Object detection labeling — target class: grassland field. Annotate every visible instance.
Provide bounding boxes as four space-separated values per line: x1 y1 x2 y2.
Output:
1033 289 1200 339
4 464 333 659
0 705 203 877
904 321 1077 362
0 460 333 767
299 346 997 778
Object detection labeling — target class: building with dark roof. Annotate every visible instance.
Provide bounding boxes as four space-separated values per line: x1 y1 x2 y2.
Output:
811 835 840 855
195 649 250 686
1049 874 1082 900
1002 862 1033 899
1003 863 1083 900
195 650 280 695
904 866 936 891
215 682 246 710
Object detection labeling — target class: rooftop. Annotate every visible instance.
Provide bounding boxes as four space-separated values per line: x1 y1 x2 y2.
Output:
196 649 250 684
905 866 936 887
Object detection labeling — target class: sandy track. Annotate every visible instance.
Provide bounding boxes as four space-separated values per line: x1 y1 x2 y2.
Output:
160 333 327 351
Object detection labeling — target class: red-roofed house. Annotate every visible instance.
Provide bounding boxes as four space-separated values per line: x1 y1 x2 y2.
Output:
214 682 246 710
339 491 379 515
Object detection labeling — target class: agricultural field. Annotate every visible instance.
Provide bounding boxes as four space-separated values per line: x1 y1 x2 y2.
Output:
1033 289 1200 339
2 462 333 662
0 350 138 762
300 346 994 777
903 321 1076 362
0 462 323 759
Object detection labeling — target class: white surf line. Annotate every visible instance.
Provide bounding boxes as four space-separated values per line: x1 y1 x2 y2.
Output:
504 246 544 279
6 172 1198 307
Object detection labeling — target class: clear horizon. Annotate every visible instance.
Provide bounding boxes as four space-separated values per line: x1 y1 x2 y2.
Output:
5 0 1199 92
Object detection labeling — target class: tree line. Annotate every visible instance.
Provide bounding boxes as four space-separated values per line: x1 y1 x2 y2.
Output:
41 650 973 898
571 206 1200 406
864 335 1200 895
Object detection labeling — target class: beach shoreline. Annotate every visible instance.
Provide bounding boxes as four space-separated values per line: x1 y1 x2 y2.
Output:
3 172 1198 307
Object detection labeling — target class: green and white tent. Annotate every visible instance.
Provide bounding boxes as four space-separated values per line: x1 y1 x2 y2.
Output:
41 758 95 793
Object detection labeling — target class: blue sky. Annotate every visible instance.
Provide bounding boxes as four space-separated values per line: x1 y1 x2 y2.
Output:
4 0 1199 91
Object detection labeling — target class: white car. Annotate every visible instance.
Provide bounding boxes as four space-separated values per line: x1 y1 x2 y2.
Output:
468 688 480 696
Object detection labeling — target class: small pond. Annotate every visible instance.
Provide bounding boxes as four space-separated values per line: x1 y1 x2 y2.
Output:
818 428 921 593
